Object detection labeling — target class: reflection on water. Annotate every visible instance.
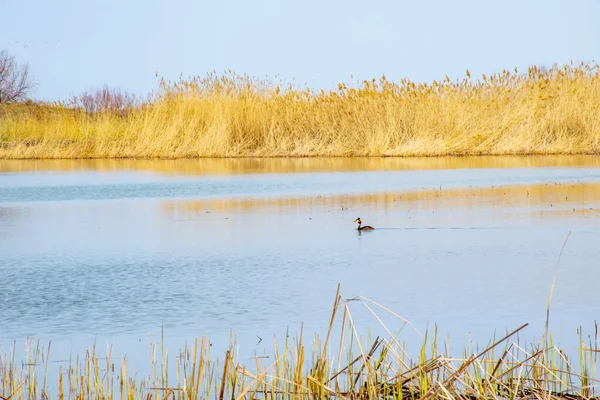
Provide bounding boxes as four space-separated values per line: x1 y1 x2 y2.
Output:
2 154 600 175
2 162 599 204
1 158 600 378
164 182 600 222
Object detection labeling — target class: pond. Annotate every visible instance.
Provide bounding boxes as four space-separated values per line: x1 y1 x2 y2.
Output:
1 156 599 380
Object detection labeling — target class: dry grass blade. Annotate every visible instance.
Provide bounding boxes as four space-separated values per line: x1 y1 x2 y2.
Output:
376 355 445 392
320 283 341 367
357 296 423 338
306 375 347 399
349 338 382 391
234 349 290 400
0 382 24 400
326 338 381 384
218 351 230 400
546 231 571 338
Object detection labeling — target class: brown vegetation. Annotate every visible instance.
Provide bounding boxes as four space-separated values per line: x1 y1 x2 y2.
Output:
1 62 600 159
1 286 598 400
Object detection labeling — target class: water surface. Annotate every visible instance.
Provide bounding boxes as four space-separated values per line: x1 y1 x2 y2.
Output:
1 156 599 376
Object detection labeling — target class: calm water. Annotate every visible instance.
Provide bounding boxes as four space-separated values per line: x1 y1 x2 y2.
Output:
1 156 600 375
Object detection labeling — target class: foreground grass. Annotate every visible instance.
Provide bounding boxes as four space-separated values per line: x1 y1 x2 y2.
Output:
1 286 598 400
1 62 600 159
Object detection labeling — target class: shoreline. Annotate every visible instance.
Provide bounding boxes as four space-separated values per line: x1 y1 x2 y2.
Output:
2 151 600 161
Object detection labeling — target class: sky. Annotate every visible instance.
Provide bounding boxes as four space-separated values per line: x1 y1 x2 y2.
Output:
1 0 599 101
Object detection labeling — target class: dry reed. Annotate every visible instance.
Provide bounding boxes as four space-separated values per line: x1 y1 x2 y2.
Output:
1 285 598 400
1 62 600 159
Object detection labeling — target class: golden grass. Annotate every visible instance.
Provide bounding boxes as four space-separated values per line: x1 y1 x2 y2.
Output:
1 286 598 400
1 62 600 159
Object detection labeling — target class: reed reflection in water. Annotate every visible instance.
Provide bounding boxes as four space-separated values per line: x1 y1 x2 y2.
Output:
2 154 600 176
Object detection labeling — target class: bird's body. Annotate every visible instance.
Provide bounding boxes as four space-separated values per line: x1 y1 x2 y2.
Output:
354 217 374 231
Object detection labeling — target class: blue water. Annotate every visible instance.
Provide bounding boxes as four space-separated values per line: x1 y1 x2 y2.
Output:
1 166 599 204
1 158 599 386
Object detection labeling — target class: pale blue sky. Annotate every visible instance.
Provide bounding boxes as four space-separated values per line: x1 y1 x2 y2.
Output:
1 0 599 101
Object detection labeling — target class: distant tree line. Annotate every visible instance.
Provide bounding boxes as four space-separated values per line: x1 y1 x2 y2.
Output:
1 49 139 115
69 85 140 115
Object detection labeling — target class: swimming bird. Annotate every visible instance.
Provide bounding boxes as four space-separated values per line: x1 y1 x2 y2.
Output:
354 217 374 231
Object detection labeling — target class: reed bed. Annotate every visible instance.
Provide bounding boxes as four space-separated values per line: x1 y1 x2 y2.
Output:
1 285 598 400
1 62 600 159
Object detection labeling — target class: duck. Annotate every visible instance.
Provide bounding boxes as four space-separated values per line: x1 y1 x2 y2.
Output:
354 217 374 231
